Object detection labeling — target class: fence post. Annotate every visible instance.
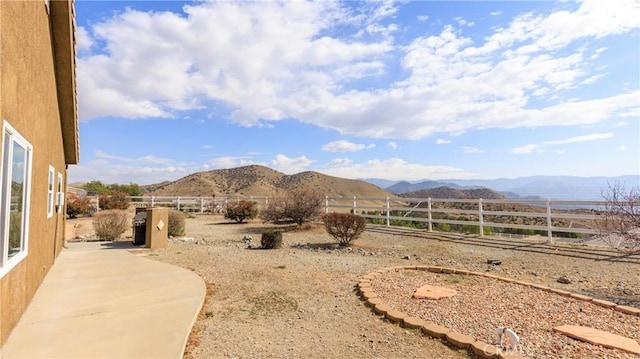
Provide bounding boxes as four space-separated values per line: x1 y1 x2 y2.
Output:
95 197 100 212
479 198 484 236
325 196 329 214
546 200 553 242
177 196 181 211
427 198 432 232
353 196 357 214
385 197 390 227
200 197 204 213
151 196 155 207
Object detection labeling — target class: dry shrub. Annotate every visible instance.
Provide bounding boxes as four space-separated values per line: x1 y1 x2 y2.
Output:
596 183 640 252
224 200 259 223
93 210 130 241
323 212 366 246
261 229 283 249
262 189 324 225
168 210 186 237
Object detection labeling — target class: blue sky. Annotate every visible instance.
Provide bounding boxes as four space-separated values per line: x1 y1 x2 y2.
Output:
69 0 640 185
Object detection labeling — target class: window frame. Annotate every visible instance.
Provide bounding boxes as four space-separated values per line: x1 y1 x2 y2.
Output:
0 121 33 278
57 172 64 211
47 165 55 218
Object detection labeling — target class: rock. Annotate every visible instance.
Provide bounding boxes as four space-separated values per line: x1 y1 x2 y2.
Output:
402 255 410 260
557 276 572 284
487 259 502 265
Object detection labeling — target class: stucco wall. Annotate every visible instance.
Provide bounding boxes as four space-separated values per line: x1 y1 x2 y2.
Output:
0 1 71 344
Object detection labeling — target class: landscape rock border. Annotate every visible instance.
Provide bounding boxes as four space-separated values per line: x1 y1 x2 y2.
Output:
357 265 640 359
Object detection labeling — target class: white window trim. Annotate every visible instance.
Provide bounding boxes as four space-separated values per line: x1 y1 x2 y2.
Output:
47 165 55 218
0 121 33 278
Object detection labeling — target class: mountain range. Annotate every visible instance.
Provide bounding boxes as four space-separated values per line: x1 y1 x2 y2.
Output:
139 164 638 201
365 175 639 201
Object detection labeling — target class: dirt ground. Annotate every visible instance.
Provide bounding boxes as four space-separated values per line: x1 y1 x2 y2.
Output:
66 214 640 358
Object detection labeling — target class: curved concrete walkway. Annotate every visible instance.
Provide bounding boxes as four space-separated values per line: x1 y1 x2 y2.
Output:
1 242 205 359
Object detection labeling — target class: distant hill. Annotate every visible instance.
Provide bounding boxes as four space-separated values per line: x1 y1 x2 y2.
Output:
367 175 640 200
400 186 507 200
386 180 463 194
141 165 394 198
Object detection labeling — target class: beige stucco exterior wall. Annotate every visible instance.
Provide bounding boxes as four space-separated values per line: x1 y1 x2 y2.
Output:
0 0 77 345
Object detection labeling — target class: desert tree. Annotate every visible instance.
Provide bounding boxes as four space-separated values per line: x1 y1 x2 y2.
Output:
262 189 324 225
596 183 640 252
323 212 366 246
224 200 259 223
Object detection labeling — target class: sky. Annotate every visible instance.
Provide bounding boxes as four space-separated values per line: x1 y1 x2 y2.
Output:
69 0 640 186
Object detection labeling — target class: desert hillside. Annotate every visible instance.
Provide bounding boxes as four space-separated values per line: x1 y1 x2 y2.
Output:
401 186 508 200
141 165 394 198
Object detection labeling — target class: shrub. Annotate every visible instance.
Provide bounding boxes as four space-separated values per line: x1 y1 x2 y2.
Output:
168 210 186 237
261 229 283 249
224 200 259 223
323 212 366 247
93 210 130 241
66 194 93 218
99 191 130 210
596 183 640 252
262 189 324 225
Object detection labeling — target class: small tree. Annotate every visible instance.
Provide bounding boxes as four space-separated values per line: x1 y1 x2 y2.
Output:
262 189 324 225
66 194 93 218
99 191 130 210
596 183 640 252
93 210 130 241
224 200 259 223
323 212 366 246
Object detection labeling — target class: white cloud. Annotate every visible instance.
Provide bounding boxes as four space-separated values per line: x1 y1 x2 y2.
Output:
322 140 374 152
323 158 475 181
512 132 614 154
76 26 93 52
435 139 451 144
78 0 640 141
387 141 398 149
269 154 314 174
95 150 173 164
417 15 429 22
489 11 501 16
461 147 484 154
327 158 353 167
207 156 255 169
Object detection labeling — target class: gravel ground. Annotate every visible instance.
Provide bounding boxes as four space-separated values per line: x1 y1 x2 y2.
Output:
68 214 640 358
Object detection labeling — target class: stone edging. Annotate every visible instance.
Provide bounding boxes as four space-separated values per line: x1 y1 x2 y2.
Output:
357 265 640 359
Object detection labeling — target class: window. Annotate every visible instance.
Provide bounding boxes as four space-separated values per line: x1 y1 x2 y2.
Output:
47 166 54 218
0 121 33 278
57 172 64 211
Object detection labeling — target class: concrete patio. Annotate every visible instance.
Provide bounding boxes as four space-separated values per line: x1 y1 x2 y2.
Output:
1 241 205 358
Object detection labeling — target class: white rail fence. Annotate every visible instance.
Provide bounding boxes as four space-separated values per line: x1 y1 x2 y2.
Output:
85 195 607 243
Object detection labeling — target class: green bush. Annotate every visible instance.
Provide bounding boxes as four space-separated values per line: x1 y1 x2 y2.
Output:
323 212 366 247
93 210 129 241
261 229 283 249
98 191 130 210
224 200 258 223
168 210 186 237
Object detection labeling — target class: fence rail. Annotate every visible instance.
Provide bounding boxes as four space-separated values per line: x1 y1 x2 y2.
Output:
83 195 609 243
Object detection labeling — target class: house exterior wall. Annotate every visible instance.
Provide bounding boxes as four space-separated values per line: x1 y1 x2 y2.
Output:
0 0 77 345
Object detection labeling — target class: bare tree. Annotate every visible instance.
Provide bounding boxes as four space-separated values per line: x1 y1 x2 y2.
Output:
596 183 640 252
262 189 324 225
